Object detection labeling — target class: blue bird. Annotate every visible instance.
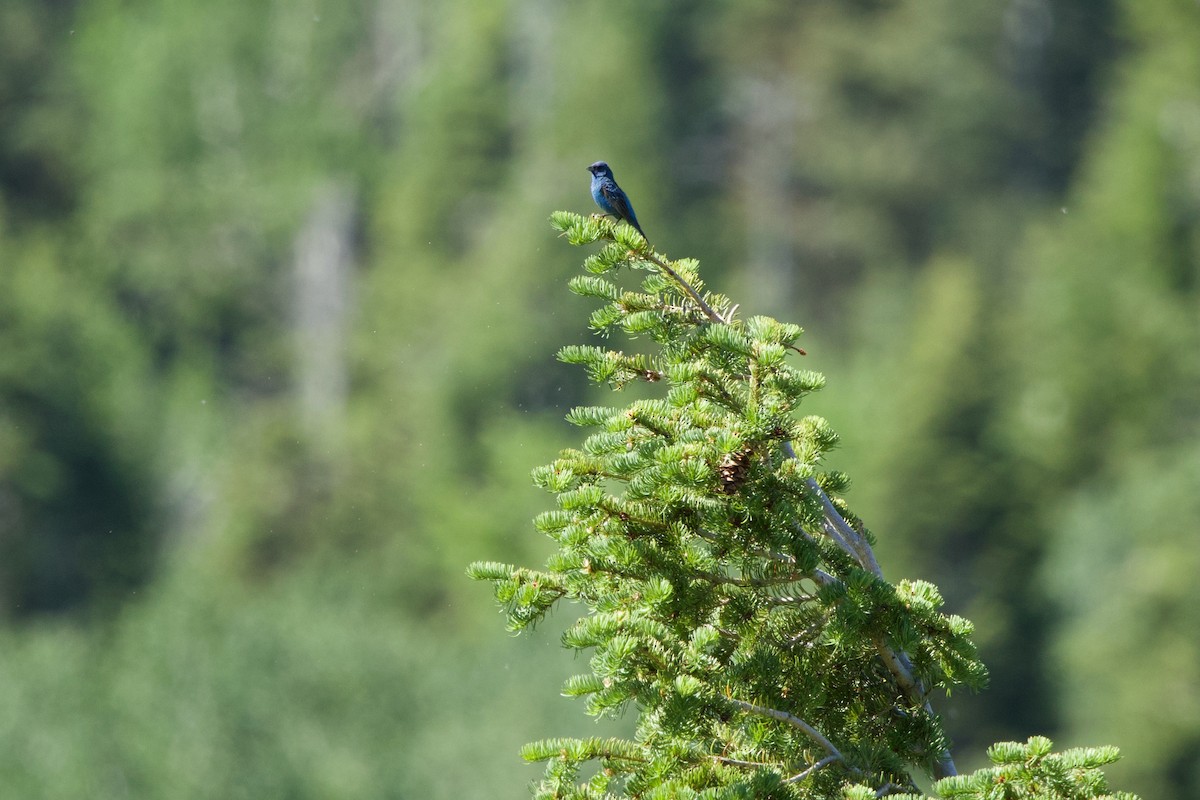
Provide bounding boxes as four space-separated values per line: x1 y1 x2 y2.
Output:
588 161 647 241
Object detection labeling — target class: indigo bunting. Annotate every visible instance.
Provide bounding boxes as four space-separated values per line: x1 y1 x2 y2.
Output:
588 161 647 241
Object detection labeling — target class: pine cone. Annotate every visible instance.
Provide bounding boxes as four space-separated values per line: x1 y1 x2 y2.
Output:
717 446 754 495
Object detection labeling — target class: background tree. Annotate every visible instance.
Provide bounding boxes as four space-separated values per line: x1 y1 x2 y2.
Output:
0 0 1195 796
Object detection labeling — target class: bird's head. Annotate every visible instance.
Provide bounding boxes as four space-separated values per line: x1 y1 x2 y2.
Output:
587 161 612 178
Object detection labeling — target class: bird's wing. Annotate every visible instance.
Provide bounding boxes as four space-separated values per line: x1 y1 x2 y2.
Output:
600 182 634 221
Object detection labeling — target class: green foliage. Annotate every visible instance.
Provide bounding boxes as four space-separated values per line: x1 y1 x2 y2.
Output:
473 217 1136 799
0 1 1192 796
0 558 608 800
909 737 1136 800
0 239 159 614
999 4 1200 795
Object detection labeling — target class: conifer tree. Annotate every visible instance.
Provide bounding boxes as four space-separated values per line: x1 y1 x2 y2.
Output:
470 213 1137 800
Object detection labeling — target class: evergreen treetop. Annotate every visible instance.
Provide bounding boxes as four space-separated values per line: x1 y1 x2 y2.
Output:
469 213 1136 800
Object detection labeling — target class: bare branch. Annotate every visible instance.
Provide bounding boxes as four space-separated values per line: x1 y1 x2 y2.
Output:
727 698 843 763
805 476 883 578
786 754 841 784
779 441 958 779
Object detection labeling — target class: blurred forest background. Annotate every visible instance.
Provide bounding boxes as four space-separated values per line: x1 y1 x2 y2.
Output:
0 0 1197 797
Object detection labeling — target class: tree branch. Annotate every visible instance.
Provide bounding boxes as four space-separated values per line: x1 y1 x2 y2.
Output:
713 755 777 769
727 698 844 764
805 476 883 578
779 441 958 780
638 247 728 324
786 754 841 784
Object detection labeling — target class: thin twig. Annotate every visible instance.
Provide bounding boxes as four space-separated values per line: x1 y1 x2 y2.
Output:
638 247 727 324
768 593 819 606
786 754 841 784
693 571 805 589
727 698 843 763
712 755 777 769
